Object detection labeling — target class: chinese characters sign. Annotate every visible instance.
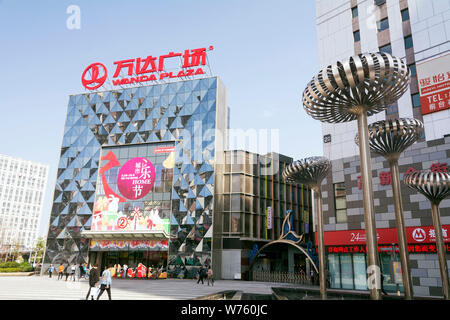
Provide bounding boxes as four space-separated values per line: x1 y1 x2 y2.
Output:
327 244 450 254
416 53 450 115
81 46 214 90
266 207 273 230
356 163 448 189
316 224 450 246
117 157 155 200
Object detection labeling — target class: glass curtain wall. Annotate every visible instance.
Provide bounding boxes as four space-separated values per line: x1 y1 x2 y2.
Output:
327 253 403 292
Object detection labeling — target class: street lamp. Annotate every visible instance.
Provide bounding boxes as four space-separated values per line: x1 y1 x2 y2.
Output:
303 52 410 299
403 170 450 300
282 156 331 299
355 118 424 300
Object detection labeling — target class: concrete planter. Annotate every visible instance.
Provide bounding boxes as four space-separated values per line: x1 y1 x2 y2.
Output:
0 272 34 277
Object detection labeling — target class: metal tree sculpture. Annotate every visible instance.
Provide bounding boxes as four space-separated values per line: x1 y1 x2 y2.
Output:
404 170 450 300
283 156 331 300
355 118 424 300
303 52 410 299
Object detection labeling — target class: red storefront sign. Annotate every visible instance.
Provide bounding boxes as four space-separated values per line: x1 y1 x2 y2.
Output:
315 224 450 246
153 146 175 154
416 53 450 115
327 244 450 254
81 46 214 90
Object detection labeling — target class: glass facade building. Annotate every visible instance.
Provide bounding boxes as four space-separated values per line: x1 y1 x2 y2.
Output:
213 150 313 279
43 77 229 278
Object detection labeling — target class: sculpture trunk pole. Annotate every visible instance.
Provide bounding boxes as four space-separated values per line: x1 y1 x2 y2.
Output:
389 159 413 300
314 187 327 300
430 201 450 300
282 157 330 300
357 109 381 300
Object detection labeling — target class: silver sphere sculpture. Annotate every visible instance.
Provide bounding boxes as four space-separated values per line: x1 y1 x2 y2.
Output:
303 53 410 123
355 118 424 300
404 170 450 300
283 156 331 300
363 118 424 161
282 157 330 188
302 52 410 300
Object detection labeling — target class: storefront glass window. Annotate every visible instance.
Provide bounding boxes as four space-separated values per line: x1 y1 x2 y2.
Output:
328 254 341 288
353 254 367 290
340 254 353 289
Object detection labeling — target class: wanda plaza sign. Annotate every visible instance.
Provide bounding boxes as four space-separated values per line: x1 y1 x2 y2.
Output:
81 46 213 90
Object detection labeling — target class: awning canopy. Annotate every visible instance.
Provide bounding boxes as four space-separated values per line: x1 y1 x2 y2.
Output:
81 230 170 240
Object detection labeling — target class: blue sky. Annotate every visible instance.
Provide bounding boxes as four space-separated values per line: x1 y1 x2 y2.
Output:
0 0 322 237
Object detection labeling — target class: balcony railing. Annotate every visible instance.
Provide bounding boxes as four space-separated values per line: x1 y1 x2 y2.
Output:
251 270 313 285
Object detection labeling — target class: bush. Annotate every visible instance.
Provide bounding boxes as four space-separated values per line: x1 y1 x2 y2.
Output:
0 268 23 273
0 262 20 269
0 261 33 272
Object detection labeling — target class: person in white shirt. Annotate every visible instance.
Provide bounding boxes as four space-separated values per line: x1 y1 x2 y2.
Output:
97 265 113 300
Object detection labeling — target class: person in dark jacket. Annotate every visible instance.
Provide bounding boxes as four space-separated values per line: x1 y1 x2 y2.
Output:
78 263 84 281
85 264 100 300
197 266 207 285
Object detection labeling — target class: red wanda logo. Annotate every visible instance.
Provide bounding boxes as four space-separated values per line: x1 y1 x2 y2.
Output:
81 62 107 90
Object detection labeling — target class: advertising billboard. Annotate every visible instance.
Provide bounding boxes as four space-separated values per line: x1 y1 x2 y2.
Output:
92 142 175 234
416 53 450 115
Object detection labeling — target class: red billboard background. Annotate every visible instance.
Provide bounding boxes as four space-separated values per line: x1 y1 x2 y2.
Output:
315 224 450 246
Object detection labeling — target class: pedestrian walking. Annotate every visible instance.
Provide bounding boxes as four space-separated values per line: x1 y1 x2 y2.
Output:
85 264 100 300
64 263 70 281
123 264 128 278
197 266 205 285
78 263 84 280
57 263 65 280
207 267 214 286
48 264 54 278
310 269 315 285
70 263 77 282
97 265 113 300
83 263 89 280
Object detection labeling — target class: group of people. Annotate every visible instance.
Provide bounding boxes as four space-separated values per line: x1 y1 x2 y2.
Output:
47 263 89 281
110 263 166 279
196 266 214 286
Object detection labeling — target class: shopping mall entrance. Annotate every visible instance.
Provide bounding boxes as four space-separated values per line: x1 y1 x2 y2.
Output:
84 238 170 277
89 250 168 273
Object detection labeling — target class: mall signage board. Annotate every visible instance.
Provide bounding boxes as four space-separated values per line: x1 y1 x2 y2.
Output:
315 224 450 246
81 46 214 90
416 53 450 115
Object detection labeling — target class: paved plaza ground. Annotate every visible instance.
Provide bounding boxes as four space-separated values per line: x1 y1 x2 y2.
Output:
0 275 304 300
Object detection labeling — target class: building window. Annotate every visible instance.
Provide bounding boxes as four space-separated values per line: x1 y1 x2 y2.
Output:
412 93 421 108
375 0 386 6
377 18 389 32
408 63 416 77
386 103 398 115
404 35 413 49
353 30 360 42
401 8 410 21
334 182 347 223
379 43 392 55
352 6 358 18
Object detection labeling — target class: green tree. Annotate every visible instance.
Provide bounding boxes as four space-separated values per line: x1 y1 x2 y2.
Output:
35 237 46 264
